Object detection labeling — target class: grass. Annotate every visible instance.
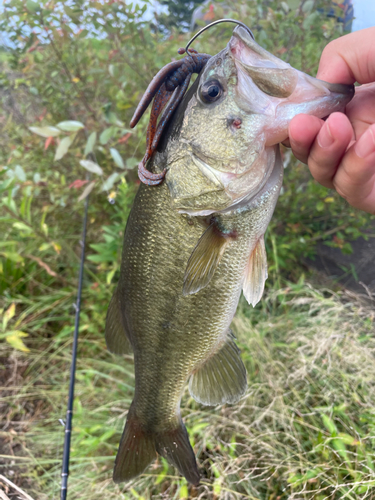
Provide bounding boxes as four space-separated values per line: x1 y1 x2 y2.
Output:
2 278 375 500
1 2 374 498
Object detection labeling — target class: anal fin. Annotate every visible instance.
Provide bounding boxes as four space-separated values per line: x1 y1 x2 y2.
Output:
105 287 132 354
183 222 229 296
243 236 268 307
189 332 247 406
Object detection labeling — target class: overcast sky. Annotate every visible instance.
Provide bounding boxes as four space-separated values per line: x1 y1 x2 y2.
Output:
352 0 375 31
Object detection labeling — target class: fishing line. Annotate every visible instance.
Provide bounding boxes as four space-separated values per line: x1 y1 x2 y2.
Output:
60 190 89 500
184 18 255 53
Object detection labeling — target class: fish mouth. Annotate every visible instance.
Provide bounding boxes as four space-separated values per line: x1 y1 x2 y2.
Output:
320 81 355 96
230 26 354 145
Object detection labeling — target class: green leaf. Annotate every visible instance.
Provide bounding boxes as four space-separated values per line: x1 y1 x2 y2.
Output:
3 303 16 331
337 433 358 446
110 148 125 169
302 0 314 12
129 489 145 500
79 160 103 176
101 172 120 191
322 414 337 435
55 136 74 161
155 469 167 485
57 120 85 132
99 127 114 145
213 480 221 496
84 132 97 157
126 157 140 169
0 177 15 193
0 252 24 263
0 241 17 248
106 111 124 127
303 11 320 29
29 126 61 138
26 0 39 12
14 165 26 182
332 437 351 465
13 222 33 233
6 331 29 352
286 0 300 9
179 484 188 499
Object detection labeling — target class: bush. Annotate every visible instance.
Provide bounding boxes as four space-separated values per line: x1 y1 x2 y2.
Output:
1 0 374 498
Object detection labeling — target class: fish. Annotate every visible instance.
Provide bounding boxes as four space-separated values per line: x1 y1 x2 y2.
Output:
105 26 354 485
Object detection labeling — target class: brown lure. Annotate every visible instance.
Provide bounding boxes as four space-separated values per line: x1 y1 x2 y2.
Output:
130 50 211 186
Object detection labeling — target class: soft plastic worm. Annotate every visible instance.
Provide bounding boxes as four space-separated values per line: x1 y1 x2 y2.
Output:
131 51 211 186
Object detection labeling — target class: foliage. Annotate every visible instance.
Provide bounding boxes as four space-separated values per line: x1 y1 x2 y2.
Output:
0 0 374 498
157 0 206 32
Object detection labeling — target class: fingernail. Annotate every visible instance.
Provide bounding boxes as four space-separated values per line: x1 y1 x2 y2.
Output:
317 122 334 148
355 126 375 158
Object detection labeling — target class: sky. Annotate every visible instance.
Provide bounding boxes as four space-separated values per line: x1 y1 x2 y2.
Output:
352 0 375 31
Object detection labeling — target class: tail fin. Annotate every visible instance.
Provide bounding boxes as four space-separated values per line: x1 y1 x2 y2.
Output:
156 419 200 486
113 403 156 483
113 405 200 485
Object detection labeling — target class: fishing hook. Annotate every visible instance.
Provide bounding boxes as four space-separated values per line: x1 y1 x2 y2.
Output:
184 18 255 54
132 19 255 186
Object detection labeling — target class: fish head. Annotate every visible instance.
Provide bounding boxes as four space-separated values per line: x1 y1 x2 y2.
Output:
164 26 354 215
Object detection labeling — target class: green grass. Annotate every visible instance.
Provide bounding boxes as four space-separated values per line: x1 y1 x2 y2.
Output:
2 279 375 500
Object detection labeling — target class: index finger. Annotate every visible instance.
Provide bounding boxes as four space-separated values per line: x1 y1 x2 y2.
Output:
317 27 375 85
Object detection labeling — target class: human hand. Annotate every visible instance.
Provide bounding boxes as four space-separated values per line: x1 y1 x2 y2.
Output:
286 27 375 214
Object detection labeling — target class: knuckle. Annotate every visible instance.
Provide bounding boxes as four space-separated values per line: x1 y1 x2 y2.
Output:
333 182 350 201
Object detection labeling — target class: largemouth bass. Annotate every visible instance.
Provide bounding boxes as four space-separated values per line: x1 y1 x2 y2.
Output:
106 26 353 485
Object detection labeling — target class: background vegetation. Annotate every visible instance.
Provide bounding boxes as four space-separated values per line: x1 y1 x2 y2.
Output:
0 0 374 499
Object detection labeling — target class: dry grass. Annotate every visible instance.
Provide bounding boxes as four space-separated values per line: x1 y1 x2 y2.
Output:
1 281 375 500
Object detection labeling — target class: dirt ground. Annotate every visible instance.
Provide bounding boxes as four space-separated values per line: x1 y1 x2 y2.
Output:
306 232 375 298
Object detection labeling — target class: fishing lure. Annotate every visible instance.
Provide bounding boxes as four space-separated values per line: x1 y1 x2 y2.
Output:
130 19 255 186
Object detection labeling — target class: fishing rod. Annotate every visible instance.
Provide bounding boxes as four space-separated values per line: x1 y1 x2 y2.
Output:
60 192 89 500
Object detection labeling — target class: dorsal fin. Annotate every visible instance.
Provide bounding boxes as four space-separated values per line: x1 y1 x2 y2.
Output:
183 222 230 296
242 236 268 307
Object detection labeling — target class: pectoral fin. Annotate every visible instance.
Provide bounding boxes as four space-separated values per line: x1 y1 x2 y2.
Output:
189 331 247 406
183 222 229 296
105 287 132 354
243 236 268 307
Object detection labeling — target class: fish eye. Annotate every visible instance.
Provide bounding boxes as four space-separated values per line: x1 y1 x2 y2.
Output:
200 80 223 103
